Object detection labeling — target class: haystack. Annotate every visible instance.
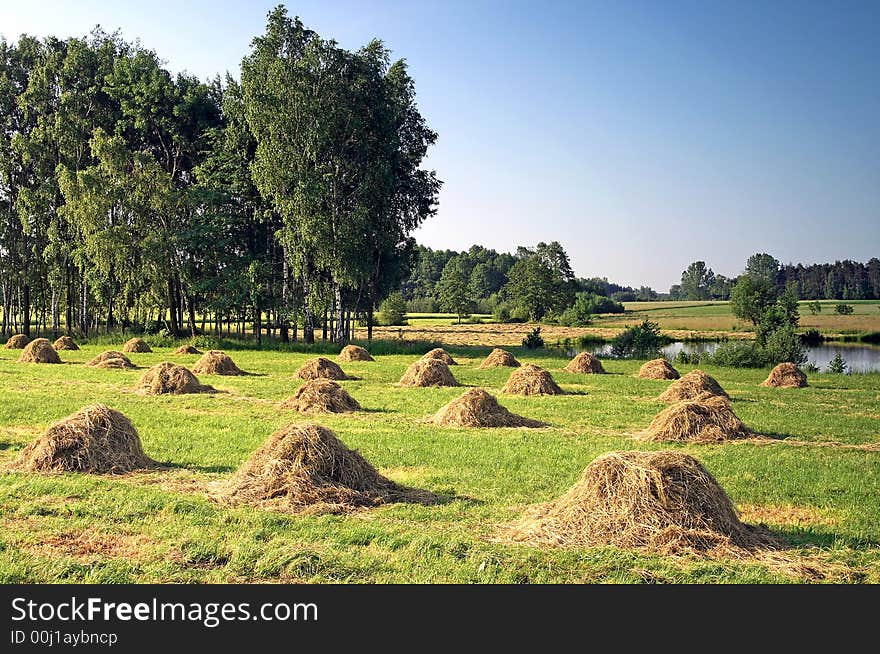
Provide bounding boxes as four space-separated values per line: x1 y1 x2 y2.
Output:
504 450 773 555
4 334 30 349
9 404 158 474
501 364 563 396
52 336 79 351
432 388 545 428
658 370 728 403
478 348 520 369
192 350 245 376
564 352 605 374
217 423 432 513
18 338 61 364
295 357 350 381
638 358 680 380
135 362 212 395
174 344 201 355
421 348 457 365
639 396 752 443
86 351 135 370
338 344 374 362
122 338 152 353
761 362 808 388
282 379 361 414
398 358 459 387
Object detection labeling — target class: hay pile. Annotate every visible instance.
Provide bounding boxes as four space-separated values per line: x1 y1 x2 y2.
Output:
86 351 135 369
501 364 563 396
638 358 680 380
4 334 30 349
421 348 457 365
192 350 245 376
338 344 374 362
8 404 158 474
478 348 520 369
398 358 459 387
174 344 201 355
52 336 79 351
761 362 808 388
504 450 774 555
432 388 545 428
564 352 605 374
135 362 212 395
217 423 431 513
122 338 152 353
295 357 350 381
658 370 729 403
282 379 361 414
639 396 753 443
18 338 62 364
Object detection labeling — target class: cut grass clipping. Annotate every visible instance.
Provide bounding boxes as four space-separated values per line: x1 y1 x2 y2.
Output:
761 362 808 388
215 423 435 514
282 379 361 414
296 357 351 381
136 362 214 395
478 348 520 369
564 352 605 374
432 388 546 428
421 347 457 365
192 350 246 376
86 351 135 370
640 396 753 443
8 404 159 474
122 337 152 353
503 449 775 557
17 338 61 364
398 358 459 387
4 333 30 349
637 358 680 380
174 344 201 355
658 369 729 403
338 344 374 362
501 364 563 396
52 336 79 351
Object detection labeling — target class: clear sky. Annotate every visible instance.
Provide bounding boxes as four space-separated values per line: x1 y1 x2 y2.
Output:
2 0 878 290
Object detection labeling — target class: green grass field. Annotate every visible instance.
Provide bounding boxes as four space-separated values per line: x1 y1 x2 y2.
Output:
1 343 879 583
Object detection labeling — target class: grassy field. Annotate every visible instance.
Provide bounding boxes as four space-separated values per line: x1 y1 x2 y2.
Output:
1 343 879 583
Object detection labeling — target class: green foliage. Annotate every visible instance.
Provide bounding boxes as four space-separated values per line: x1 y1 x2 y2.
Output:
437 256 473 323
705 342 770 368
763 323 807 365
556 293 593 326
522 327 544 349
730 274 777 325
808 300 822 315
680 261 715 300
800 329 824 346
828 352 848 374
610 319 663 359
835 303 855 315
378 292 408 326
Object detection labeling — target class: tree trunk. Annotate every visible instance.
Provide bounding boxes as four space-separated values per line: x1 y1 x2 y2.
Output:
22 283 30 337
333 284 347 345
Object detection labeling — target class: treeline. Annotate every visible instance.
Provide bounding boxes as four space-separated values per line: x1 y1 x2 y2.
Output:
0 6 439 343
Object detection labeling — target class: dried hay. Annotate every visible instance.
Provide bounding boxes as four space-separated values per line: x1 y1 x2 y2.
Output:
295 357 350 381
216 423 434 514
432 388 546 428
52 336 79 351
122 338 152 353
8 404 159 474
503 449 775 556
564 352 605 374
135 362 213 395
192 350 245 376
478 348 520 369
638 358 680 380
174 344 201 355
501 363 564 396
18 338 62 364
421 347 457 365
658 369 728 403
282 379 361 414
398 358 459 387
86 351 135 370
4 334 30 349
639 396 753 443
761 362 808 388
338 344 374 362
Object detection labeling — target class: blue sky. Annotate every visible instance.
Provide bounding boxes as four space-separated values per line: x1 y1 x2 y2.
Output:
2 0 878 290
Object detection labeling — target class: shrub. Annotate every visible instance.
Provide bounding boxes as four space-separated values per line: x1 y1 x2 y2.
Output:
800 329 824 346
522 327 544 349
378 292 408 326
828 352 848 374
834 303 854 315
610 320 663 359
803 361 820 373
493 305 511 323
807 300 822 315
584 293 624 314
762 324 807 365
406 297 438 313
557 294 593 327
707 341 770 368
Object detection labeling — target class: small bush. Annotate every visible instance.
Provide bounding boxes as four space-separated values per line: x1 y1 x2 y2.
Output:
707 342 770 368
761 324 807 365
803 361 820 373
827 352 848 374
557 294 593 327
610 320 663 359
807 300 822 315
522 327 544 350
834 303 854 315
378 292 408 326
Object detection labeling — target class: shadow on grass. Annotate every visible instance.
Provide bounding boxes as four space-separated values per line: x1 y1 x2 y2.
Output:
768 524 880 550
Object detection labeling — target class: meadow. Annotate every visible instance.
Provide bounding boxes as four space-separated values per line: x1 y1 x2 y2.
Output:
1 341 878 583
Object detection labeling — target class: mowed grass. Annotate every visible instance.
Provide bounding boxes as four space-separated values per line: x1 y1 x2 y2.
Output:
0 344 879 583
